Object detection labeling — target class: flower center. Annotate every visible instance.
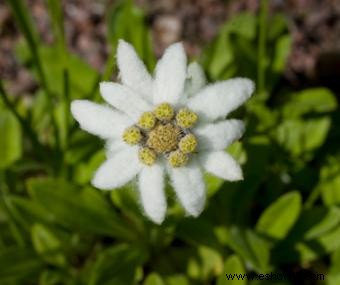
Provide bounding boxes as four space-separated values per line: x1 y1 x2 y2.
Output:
122 103 199 167
147 123 181 154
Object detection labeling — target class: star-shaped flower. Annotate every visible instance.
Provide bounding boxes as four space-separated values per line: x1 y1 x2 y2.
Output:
71 40 254 224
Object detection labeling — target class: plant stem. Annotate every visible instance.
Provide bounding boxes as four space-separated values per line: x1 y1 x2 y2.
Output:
7 0 46 89
7 0 60 151
86 46 116 101
63 68 70 148
257 0 268 95
102 46 118 82
0 81 46 158
46 0 66 58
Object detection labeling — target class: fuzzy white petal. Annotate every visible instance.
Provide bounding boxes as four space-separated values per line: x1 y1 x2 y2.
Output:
199 151 243 181
153 43 187 105
186 62 207 97
168 159 205 217
194 119 245 151
139 164 166 224
71 100 131 139
117 40 153 102
187 78 255 121
105 139 126 157
100 82 151 120
92 146 141 190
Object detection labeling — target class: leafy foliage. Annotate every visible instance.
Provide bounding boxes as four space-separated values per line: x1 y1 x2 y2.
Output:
1 0 339 284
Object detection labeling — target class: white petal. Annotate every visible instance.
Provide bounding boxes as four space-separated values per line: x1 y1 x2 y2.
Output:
71 100 131 139
153 43 187 106
105 139 126 157
139 164 166 224
100 82 151 121
168 159 205 217
199 151 243 181
92 146 141 190
117 40 153 102
185 62 207 97
194 119 245 151
187 78 255 121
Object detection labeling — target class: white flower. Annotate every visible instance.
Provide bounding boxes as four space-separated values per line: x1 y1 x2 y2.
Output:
71 40 254 224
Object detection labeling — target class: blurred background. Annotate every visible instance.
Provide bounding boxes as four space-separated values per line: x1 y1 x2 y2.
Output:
1 0 340 94
0 0 340 284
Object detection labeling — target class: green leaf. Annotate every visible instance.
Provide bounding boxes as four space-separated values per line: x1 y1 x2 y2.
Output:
248 103 279 131
267 14 289 40
7 196 54 227
328 275 340 285
39 269 69 285
282 88 337 118
328 249 340 285
227 12 257 39
205 173 224 197
187 246 223 281
74 150 105 185
0 110 22 168
321 177 340 206
31 90 50 132
217 255 246 285
226 227 272 272
272 35 292 73
89 244 147 285
176 219 220 249
256 192 302 240
273 205 340 264
294 227 340 262
164 275 190 285
317 157 340 206
27 178 134 240
274 226 340 264
143 273 165 285
54 100 69 149
110 185 143 221
107 1 155 70
289 207 340 241
203 31 234 80
0 247 43 282
66 131 101 164
211 136 271 226
330 248 340 275
31 223 66 267
16 43 98 99
109 186 147 239
275 118 331 158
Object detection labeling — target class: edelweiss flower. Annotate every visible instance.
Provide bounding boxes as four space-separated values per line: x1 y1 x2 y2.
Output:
71 40 254 224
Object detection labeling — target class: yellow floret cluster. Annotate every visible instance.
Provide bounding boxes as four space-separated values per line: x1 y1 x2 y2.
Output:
154 103 175 121
138 111 156 129
178 134 198 154
122 127 142 145
168 150 188 168
138 148 156 166
122 103 199 167
176 108 198 128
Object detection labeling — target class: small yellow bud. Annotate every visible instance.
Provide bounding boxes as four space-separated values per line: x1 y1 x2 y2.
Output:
168 150 188 167
122 127 142 145
138 112 156 129
176 108 198 128
139 147 157 166
154 103 174 121
179 134 197 153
